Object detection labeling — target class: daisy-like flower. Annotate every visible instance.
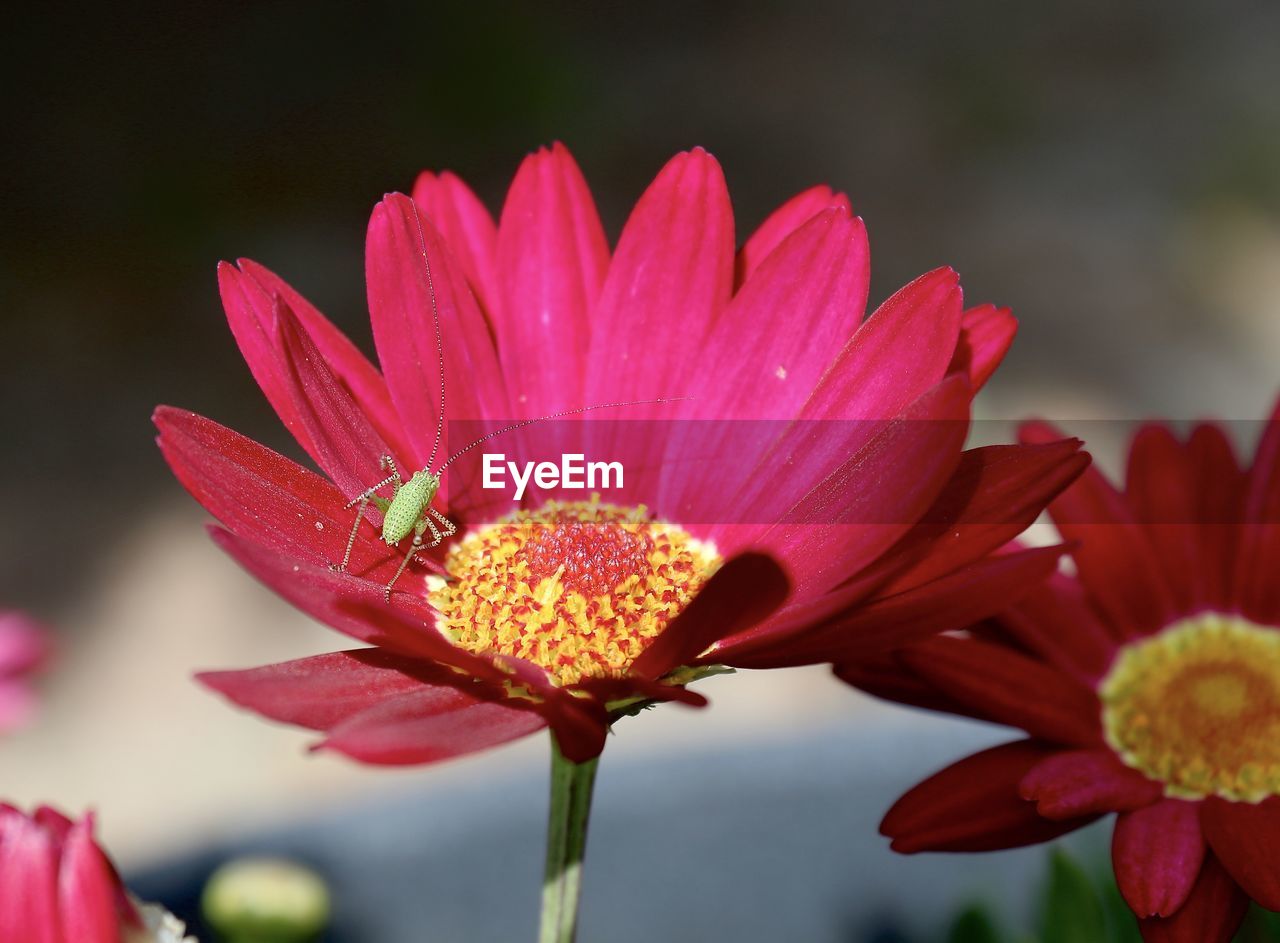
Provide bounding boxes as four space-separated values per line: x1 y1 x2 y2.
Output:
0 611 51 734
847 399 1280 942
154 144 1088 767
0 804 195 942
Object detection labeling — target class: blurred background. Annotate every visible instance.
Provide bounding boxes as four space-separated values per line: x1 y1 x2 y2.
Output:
3 1 1279 939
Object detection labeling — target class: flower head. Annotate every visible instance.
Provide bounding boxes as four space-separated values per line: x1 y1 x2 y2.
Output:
848 398 1280 942
155 144 1086 765
0 611 51 734
0 804 194 943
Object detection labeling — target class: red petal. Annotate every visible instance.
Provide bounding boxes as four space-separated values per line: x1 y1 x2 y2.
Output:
1200 794 1280 910
1112 799 1205 918
1237 396 1280 621
882 739 1096 853
1138 854 1248 943
947 304 1016 392
197 649 492 732
318 688 546 765
735 184 850 286
273 300 396 500
630 552 790 678
734 544 1067 668
1187 424 1244 610
1020 748 1162 819
867 439 1089 597
58 816 126 943
834 654 992 721
585 148 734 405
896 635 1101 746
365 193 509 475
411 169 500 313
494 143 609 414
1024 420 1178 638
0 811 60 943
996 572 1118 683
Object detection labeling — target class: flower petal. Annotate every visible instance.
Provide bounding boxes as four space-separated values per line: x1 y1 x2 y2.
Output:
881 739 1096 853
1019 749 1163 820
365 192 509 475
1112 799 1205 918
736 184 850 286
1025 420 1179 639
1237 396 1280 621
895 635 1101 746
197 649 486 732
1138 854 1248 943
411 169 500 313
630 552 790 679
585 147 734 405
59 815 133 943
995 572 1118 683
0 811 60 943
494 143 609 414
947 304 1016 392
318 688 546 765
1200 795 1280 910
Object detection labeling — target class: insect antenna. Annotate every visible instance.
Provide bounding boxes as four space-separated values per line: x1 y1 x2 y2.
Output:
435 397 691 473
409 204 448 471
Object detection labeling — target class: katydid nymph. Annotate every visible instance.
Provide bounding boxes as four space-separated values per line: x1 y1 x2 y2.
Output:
332 208 683 601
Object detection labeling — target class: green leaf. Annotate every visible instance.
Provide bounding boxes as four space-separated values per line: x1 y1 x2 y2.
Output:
1098 873 1143 943
1040 849 1106 943
948 904 1004 943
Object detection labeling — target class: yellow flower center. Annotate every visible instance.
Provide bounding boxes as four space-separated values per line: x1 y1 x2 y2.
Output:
429 497 720 686
1099 613 1280 802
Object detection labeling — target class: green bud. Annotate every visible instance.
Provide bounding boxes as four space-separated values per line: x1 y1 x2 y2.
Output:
201 857 330 943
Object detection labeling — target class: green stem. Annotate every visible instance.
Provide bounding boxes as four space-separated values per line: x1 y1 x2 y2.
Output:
538 734 600 943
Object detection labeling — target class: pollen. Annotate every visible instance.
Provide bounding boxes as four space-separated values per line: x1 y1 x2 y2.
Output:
1100 613 1280 802
428 497 720 686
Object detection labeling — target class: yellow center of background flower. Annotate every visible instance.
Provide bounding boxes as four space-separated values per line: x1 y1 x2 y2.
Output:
429 497 720 686
1099 613 1280 802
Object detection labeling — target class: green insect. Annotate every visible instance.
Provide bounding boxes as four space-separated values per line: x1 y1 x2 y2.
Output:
332 209 681 601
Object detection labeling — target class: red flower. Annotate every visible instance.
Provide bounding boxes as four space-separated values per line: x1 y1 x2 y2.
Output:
848 399 1280 942
155 144 1087 766
0 804 193 942
0 611 51 734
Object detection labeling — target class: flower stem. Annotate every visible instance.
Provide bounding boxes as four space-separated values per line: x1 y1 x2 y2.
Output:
538 734 600 943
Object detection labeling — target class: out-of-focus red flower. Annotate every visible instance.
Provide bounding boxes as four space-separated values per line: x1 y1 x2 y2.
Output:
0 611 51 734
0 804 193 942
846 398 1280 942
155 144 1087 766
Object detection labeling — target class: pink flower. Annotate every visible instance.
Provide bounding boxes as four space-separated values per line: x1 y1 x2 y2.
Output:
0 611 51 734
0 804 192 943
849 397 1280 942
155 144 1087 765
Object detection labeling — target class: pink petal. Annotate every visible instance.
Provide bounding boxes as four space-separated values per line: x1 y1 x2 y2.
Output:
233 259 409 459
1019 750 1163 820
798 267 963 424
881 739 1095 853
59 816 127 943
0 811 61 943
736 184 850 286
1138 854 1248 943
494 143 609 414
947 304 1016 392
365 193 509 477
274 299 395 500
197 649 488 732
1200 794 1280 910
584 147 734 406
630 552 790 678
318 688 546 765
0 611 50 677
154 407 405 582
896 635 1101 746
1111 799 1205 918
1024 420 1179 639
0 682 38 734
411 169 500 313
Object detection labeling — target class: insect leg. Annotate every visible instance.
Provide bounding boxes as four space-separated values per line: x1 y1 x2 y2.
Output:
343 455 403 509
427 505 457 540
334 495 371 572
